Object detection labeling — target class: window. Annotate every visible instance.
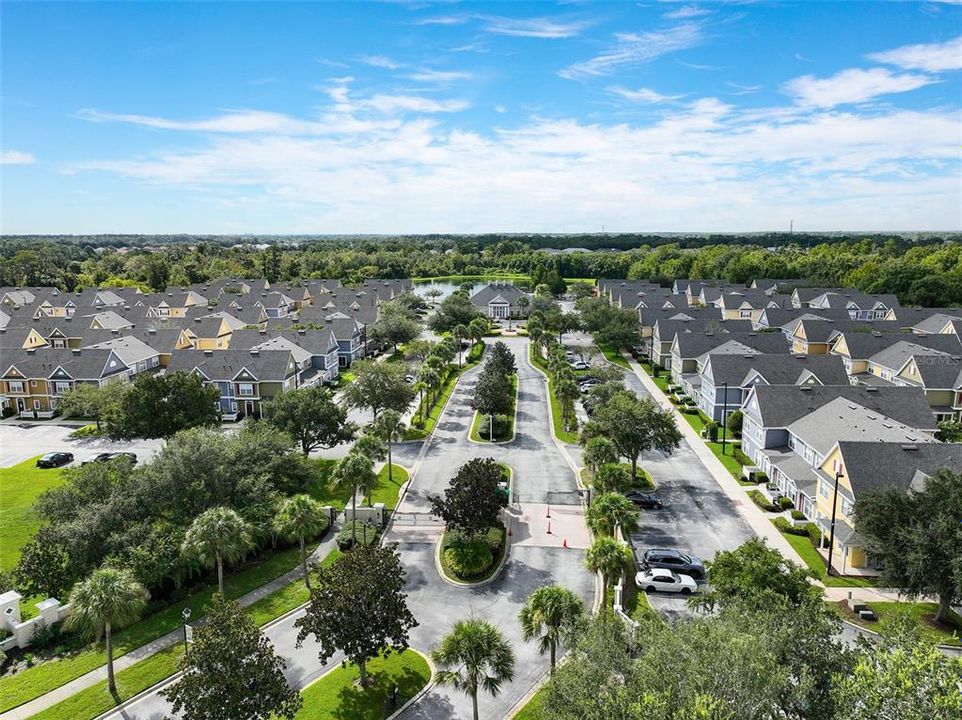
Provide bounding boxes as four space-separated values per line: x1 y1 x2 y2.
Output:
238 383 255 396
33 400 41 410
54 382 70 395
30 380 37 387
842 498 854 516
8 381 24 393
819 482 830 500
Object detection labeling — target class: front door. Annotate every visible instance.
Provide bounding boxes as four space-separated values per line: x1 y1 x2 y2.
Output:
16 398 25 413
245 400 255 417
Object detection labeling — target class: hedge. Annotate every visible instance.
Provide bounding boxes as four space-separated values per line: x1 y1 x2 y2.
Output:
747 489 779 513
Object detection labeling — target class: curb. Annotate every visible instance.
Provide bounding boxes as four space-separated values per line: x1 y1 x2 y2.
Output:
386 651 437 720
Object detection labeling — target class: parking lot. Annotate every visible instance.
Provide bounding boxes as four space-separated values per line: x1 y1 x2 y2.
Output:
0 423 165 468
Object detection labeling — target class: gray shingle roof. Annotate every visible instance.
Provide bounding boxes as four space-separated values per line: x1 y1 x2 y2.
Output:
705 353 850 387
834 441 962 497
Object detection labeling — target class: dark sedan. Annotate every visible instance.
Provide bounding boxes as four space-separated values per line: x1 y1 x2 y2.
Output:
36 452 74 469
624 491 663 509
641 548 706 580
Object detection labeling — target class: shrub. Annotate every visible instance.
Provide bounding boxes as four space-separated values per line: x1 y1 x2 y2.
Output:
467 341 485 363
733 448 752 466
69 424 103 439
705 421 719 442
444 537 493 578
748 490 779 513
336 521 380 550
806 523 822 546
790 509 806 521
726 409 743 437
773 517 811 537
778 496 795 511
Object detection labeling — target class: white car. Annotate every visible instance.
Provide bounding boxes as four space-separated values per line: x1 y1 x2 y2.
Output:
570 360 590 370
635 568 698 595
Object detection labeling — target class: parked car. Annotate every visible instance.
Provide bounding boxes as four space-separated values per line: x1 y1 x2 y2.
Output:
624 491 663 509
641 548 706 580
570 360 590 370
84 452 137 465
635 568 697 594
36 452 74 468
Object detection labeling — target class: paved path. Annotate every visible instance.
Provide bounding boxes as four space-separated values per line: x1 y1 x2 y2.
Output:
1 531 340 720
63 337 594 720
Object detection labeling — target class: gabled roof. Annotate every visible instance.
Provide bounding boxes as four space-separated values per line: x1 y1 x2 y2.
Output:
470 283 529 307
704 353 849 388
833 441 962 498
84 335 160 366
166 348 294 382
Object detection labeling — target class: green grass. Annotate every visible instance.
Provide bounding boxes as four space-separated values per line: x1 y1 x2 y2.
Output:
26 549 345 720
292 649 431 720
305 458 353 509
513 685 547 720
595 343 631 370
1 545 309 713
775 526 877 588
470 375 517 442
528 344 579 444
580 464 654 491
834 601 962 647
0 456 67 569
27 644 184 720
438 526 508 584
364 464 408 509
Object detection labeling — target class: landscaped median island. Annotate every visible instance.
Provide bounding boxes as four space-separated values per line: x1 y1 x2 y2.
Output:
527 342 579 444
469 341 518 443
290 649 432 720
433 460 511 584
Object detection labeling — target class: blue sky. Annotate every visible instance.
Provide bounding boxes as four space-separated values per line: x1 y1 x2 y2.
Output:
2 1 960 234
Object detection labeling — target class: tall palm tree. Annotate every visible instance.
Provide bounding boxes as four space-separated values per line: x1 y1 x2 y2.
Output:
333 450 377 540
420 367 441 407
517 295 530 319
468 317 487 348
412 380 427 424
372 409 406 486
586 492 639 537
519 585 584 672
554 376 579 428
585 536 632 587
274 494 328 589
182 506 254 593
453 324 468 366
432 619 515 720
66 567 148 696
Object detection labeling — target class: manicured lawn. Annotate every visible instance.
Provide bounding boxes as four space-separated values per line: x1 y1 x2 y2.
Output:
835 601 962 647
305 458 353 509
513 685 547 720
364 464 408 509
775 526 877 588
26 549 345 720
1 544 309 712
292 649 431 720
470 375 517 442
0 456 67 570
595 343 631 370
528 344 579 444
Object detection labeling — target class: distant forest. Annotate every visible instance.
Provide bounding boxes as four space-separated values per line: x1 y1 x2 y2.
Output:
1 234 960 307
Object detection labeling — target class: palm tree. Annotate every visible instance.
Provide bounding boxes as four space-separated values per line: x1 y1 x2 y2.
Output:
517 295 530 319
412 380 427 424
468 317 487 348
519 585 583 672
453 324 468 366
586 492 639 537
66 567 148 696
585 536 632 587
553 376 579 428
582 437 618 476
354 432 386 465
372 409 406 486
420 366 441 407
432 619 515 720
182 506 254 593
333 450 377 540
274 495 328 589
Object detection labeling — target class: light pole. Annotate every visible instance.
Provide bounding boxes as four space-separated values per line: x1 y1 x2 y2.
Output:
826 470 842 577
181 607 192 652
720 382 729 454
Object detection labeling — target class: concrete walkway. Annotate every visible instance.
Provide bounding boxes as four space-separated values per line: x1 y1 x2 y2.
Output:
0 531 339 720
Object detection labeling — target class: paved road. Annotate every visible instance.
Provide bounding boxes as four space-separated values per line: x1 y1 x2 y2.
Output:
95 336 595 720
0 423 165 468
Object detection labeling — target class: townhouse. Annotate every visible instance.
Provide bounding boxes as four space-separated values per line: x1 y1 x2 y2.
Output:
668 331 790 390
648 314 749 368
811 441 962 574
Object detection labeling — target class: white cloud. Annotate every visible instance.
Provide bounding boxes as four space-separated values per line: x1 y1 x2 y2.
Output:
724 81 762 96
66 97 961 232
867 36 962 73
356 95 469 114
783 67 936 107
663 5 711 20
413 15 468 26
76 108 328 134
607 86 686 103
1 150 36 165
494 104 507 114
560 23 703 79
481 15 590 39
406 69 473 83
359 55 400 70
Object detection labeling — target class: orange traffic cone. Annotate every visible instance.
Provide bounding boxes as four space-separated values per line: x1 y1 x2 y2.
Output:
547 521 552 535
563 538 569 549
508 525 513 537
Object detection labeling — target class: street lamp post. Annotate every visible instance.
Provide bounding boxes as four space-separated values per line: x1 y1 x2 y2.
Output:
720 382 729 455
181 607 192 652
826 470 843 577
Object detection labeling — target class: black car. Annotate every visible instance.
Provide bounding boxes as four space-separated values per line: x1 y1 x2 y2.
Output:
84 452 137 465
641 548 705 580
36 452 74 469
624 491 663 509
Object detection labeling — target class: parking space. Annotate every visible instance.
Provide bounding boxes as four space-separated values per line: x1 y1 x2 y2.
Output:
0 423 166 468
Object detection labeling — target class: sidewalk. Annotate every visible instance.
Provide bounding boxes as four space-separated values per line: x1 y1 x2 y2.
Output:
621 352 811 571
0 531 339 720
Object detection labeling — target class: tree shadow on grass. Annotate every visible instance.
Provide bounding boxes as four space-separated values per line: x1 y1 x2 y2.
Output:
329 661 432 720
